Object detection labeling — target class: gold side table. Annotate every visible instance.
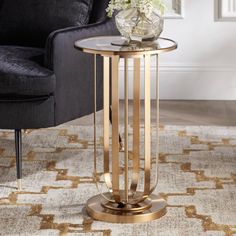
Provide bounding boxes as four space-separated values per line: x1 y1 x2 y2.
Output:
75 36 177 223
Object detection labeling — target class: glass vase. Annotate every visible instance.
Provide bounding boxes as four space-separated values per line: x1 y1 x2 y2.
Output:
115 8 164 43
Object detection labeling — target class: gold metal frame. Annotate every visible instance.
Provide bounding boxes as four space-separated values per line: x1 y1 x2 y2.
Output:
76 37 177 223
75 36 178 58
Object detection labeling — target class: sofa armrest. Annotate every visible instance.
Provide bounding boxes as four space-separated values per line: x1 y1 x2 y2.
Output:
44 17 119 125
45 17 119 69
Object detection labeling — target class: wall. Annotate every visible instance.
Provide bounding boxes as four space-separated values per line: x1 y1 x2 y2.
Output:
119 0 236 100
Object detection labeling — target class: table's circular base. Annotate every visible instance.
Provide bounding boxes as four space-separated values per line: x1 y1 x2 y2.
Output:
86 193 167 223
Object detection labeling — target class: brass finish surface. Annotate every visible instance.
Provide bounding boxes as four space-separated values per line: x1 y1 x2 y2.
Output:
103 57 113 195
124 58 129 203
101 202 152 213
100 191 153 213
112 56 121 203
93 55 97 176
151 54 160 192
144 54 151 197
76 36 177 223
101 200 152 213
75 36 177 58
149 54 160 195
131 58 141 195
86 193 167 223
94 56 114 203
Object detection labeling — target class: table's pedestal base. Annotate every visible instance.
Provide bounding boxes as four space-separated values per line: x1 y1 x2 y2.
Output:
86 192 167 223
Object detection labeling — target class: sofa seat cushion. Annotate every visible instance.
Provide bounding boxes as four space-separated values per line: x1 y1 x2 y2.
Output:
0 46 55 96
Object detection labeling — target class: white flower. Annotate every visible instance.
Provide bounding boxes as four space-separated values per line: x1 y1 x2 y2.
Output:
106 0 166 17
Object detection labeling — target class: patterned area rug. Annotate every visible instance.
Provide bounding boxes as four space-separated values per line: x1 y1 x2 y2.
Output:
0 124 235 236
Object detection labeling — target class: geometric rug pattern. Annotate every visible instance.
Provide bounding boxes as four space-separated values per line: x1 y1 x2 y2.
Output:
0 125 235 236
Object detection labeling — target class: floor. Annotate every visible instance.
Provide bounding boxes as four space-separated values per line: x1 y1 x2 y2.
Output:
69 100 236 126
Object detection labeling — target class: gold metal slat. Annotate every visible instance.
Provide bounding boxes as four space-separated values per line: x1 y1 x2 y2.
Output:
130 58 141 195
103 56 113 191
94 55 97 173
112 55 121 203
150 54 160 194
93 55 114 203
124 58 129 203
144 54 151 197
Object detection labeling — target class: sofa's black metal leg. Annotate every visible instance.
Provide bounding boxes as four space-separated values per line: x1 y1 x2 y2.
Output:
15 129 22 190
109 107 124 151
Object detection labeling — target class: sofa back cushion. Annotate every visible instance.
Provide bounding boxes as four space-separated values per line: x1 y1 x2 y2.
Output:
89 0 110 23
0 0 93 47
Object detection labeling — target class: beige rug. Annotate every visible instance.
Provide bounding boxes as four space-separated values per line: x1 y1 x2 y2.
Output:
0 124 235 236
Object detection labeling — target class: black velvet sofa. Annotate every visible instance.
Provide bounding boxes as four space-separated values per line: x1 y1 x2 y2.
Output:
0 0 118 189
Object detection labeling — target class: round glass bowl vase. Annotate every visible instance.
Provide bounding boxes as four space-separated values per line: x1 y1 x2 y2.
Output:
115 8 164 43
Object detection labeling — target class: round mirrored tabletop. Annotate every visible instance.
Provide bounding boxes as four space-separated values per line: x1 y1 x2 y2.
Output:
75 36 177 58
